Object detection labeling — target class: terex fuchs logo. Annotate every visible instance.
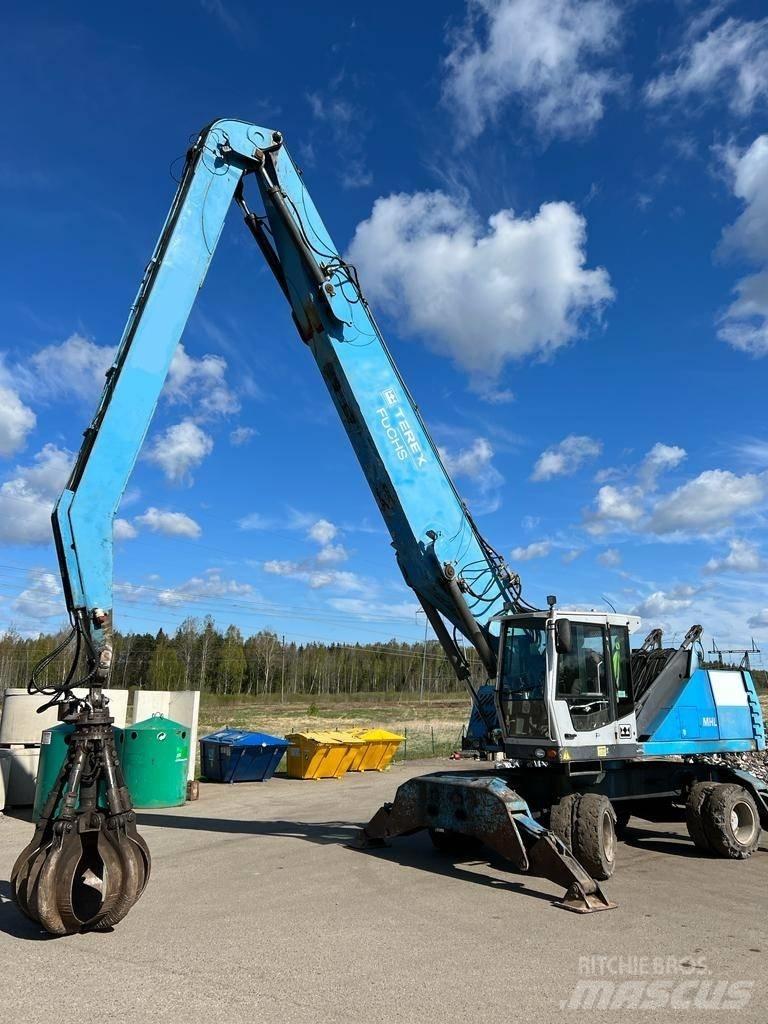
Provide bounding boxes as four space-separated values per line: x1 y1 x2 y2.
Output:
377 386 427 467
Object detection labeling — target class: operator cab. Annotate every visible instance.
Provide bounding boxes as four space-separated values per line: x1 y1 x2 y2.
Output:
494 603 642 763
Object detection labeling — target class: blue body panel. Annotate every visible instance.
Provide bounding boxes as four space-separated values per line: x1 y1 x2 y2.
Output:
641 668 765 756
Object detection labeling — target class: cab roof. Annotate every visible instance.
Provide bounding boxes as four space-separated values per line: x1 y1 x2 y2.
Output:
493 608 643 633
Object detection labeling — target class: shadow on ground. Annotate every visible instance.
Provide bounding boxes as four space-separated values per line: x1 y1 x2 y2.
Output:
136 811 570 907
0 879 57 942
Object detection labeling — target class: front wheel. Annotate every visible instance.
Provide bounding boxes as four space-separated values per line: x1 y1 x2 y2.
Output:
573 794 617 880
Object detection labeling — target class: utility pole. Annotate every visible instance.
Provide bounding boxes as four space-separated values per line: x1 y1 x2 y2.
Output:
281 634 286 705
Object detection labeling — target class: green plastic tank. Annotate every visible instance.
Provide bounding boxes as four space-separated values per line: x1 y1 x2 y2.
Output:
119 714 190 808
33 723 122 822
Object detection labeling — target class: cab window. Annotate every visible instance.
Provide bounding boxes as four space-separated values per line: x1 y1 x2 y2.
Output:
556 622 608 698
609 625 633 715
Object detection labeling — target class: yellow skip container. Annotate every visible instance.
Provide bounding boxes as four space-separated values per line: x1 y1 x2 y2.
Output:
285 731 362 780
328 731 366 775
353 729 404 771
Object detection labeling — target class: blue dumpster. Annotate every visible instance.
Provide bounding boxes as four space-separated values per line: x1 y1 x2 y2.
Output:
200 729 289 783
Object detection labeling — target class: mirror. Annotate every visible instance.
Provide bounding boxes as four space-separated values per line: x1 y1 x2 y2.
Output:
555 618 572 654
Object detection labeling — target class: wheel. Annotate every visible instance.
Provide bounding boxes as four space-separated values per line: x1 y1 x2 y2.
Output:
701 784 761 860
549 793 581 849
685 781 718 852
428 828 481 858
572 793 617 880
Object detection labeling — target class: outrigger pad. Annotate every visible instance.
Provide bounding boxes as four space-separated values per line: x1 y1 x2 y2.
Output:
361 771 617 913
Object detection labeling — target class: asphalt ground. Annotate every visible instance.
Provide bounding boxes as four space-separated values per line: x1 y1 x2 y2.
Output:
0 759 766 1024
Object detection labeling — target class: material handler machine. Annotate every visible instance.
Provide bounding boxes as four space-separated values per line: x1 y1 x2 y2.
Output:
13 119 767 935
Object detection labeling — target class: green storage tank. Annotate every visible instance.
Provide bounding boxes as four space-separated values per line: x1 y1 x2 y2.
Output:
33 723 123 822
119 714 190 808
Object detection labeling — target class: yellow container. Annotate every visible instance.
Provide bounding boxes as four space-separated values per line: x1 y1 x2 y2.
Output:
355 729 404 771
328 731 366 774
285 732 350 780
346 731 371 771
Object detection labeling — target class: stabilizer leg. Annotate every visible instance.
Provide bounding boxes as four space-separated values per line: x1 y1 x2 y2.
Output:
361 772 616 913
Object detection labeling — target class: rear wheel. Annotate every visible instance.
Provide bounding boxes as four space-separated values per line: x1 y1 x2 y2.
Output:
685 782 718 853
701 784 760 860
572 794 617 880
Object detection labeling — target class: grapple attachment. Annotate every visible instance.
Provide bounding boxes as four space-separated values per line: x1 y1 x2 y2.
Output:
11 695 151 935
360 772 615 913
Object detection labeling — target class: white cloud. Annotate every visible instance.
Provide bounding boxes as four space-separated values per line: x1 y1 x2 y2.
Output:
315 543 348 565
439 436 504 512
347 190 613 389
263 559 297 576
597 547 621 567
638 442 687 486
116 569 253 609
262 560 366 592
0 444 73 545
633 588 695 620
510 540 552 561
166 343 239 419
748 608 768 629
114 518 137 541
561 548 583 564
645 15 768 116
145 419 213 484
531 434 602 481
718 135 768 356
12 570 62 620
440 437 499 483
444 0 624 140
585 484 645 535
134 507 202 539
0 381 36 457
308 518 338 545
238 512 273 531
648 469 765 535
327 597 420 622
16 334 115 404
156 570 251 606
584 441 763 538
229 426 256 446
704 537 765 574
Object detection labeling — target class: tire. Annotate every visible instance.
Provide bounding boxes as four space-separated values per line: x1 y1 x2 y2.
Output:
549 793 581 850
685 782 718 853
428 828 481 858
701 784 761 860
572 793 617 880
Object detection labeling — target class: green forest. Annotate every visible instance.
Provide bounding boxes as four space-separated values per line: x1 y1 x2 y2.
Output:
1 617 764 698
0 616 483 698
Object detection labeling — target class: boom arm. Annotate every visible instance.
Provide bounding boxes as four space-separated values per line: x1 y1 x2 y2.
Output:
52 119 528 709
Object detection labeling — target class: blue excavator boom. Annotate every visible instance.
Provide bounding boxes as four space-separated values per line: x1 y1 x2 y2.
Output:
52 118 527 706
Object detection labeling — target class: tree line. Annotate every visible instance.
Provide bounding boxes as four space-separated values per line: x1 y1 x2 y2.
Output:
1 618 764 698
0 616 482 697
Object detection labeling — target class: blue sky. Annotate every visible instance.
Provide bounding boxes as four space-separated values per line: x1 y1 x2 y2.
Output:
2 0 768 660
